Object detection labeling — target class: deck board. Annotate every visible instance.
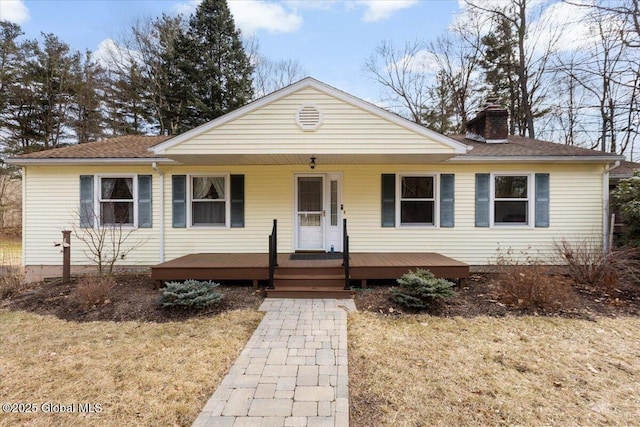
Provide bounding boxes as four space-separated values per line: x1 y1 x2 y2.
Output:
151 252 469 283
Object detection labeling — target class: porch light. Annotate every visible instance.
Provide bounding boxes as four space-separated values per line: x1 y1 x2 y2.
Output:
309 156 317 169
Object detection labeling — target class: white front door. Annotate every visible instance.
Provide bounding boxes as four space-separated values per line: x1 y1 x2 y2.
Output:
295 174 343 251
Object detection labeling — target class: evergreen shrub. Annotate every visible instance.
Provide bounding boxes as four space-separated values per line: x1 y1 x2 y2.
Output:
390 269 456 309
159 280 223 309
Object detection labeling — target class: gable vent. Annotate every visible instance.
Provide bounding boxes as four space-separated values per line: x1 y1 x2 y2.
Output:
296 105 323 131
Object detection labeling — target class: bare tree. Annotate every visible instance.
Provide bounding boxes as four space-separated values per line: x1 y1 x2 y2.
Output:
427 10 485 132
73 208 147 275
253 56 305 99
363 39 433 124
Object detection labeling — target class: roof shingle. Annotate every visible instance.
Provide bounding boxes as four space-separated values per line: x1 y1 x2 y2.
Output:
11 135 171 159
9 133 622 162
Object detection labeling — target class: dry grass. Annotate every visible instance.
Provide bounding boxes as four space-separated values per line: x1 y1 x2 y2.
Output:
0 237 23 298
349 312 640 427
0 309 263 426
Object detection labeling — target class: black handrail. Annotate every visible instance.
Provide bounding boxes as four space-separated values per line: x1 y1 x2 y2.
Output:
268 219 278 289
342 218 350 290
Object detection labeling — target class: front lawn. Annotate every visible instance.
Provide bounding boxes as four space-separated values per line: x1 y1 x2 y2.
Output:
349 313 640 426
0 309 262 427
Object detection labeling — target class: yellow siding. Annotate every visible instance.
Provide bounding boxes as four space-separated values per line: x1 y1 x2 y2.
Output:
23 163 604 267
23 165 160 266
343 163 604 265
164 88 457 155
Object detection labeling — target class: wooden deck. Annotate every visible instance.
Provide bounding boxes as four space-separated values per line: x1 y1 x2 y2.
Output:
151 252 469 295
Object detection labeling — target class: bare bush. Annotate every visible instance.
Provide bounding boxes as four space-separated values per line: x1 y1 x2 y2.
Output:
73 275 116 308
492 248 578 311
555 238 640 289
0 247 24 299
0 269 24 299
73 208 147 275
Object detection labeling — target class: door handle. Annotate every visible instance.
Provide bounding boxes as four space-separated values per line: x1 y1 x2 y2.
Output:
322 210 326 217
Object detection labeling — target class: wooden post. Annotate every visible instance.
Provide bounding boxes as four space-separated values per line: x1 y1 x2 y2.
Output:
62 230 71 284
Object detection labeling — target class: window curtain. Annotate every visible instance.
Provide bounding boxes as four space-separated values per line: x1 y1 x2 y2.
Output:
101 178 116 199
124 177 133 197
194 177 225 200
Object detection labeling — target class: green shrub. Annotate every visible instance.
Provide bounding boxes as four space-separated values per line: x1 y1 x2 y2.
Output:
390 269 456 309
611 171 640 247
159 280 223 309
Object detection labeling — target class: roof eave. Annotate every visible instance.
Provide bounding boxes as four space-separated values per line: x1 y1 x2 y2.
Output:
446 155 624 163
5 157 178 166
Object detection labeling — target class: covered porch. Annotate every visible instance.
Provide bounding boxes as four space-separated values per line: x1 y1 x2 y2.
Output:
151 251 469 298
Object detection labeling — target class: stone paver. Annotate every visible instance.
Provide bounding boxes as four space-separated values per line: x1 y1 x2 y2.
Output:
192 298 356 427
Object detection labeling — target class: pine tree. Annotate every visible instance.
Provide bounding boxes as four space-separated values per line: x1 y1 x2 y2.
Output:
480 16 521 135
73 51 105 143
175 0 253 132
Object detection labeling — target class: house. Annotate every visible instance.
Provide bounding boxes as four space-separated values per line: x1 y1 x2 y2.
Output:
7 77 624 295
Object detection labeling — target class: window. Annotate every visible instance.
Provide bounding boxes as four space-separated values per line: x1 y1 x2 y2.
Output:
493 175 530 225
191 176 227 226
99 177 134 226
400 176 435 225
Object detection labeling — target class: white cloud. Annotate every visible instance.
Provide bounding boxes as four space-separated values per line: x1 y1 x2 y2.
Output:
0 0 30 24
92 38 141 70
357 0 418 22
392 49 440 74
173 0 199 16
228 0 302 34
172 0 302 34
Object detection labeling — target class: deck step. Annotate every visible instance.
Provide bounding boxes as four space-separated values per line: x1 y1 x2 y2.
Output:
273 271 344 282
274 279 345 287
267 286 352 299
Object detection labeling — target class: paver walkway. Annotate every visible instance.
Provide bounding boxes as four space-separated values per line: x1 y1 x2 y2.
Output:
192 298 357 427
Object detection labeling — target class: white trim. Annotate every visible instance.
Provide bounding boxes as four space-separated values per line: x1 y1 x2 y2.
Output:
150 77 469 155
396 173 439 228
187 173 230 228
490 172 534 228
95 174 138 228
294 173 325 251
5 158 177 166
293 172 343 252
152 162 164 263
602 161 620 252
447 155 623 164
21 167 26 266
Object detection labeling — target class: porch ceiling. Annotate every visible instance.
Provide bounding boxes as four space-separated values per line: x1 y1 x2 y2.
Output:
164 153 458 165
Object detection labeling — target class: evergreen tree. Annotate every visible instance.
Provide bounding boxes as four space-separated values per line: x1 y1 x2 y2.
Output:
421 71 457 134
480 16 521 135
72 51 105 143
175 0 253 132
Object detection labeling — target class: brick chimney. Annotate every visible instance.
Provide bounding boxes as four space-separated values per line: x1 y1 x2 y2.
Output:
465 98 509 143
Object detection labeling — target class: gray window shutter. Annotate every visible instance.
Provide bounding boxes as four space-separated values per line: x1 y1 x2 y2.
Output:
230 174 245 228
138 175 152 228
440 174 455 227
79 175 94 228
475 173 490 227
381 174 396 227
172 175 186 228
535 173 550 227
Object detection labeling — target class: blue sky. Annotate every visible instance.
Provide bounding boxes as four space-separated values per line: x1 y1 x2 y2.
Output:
0 0 462 101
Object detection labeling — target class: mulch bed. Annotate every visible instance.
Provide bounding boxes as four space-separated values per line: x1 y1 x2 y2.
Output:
2 273 639 323
2 274 266 323
352 274 640 319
